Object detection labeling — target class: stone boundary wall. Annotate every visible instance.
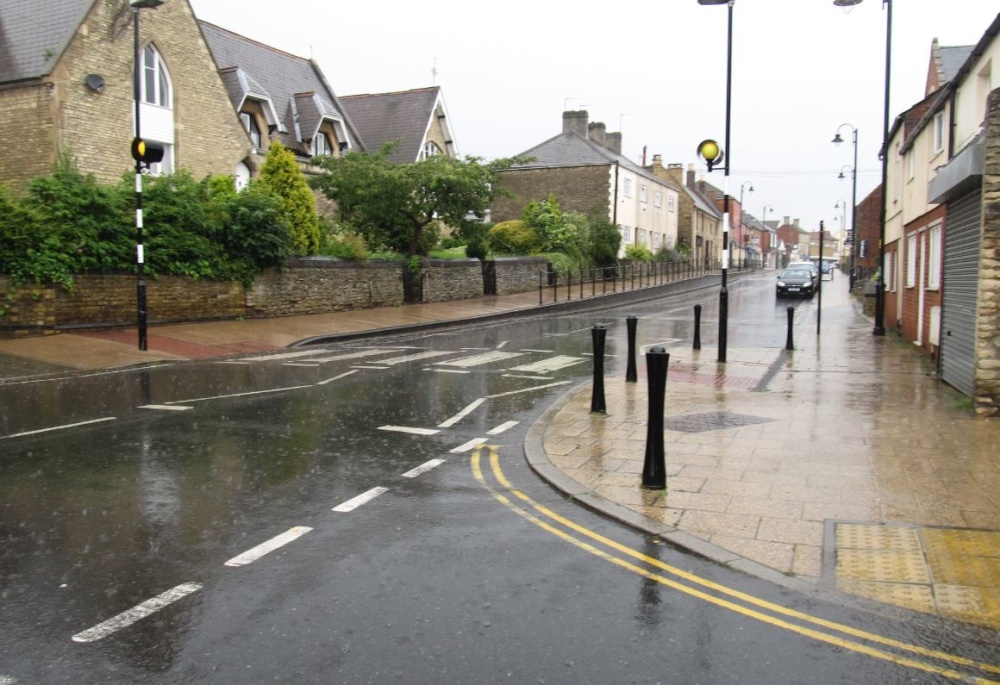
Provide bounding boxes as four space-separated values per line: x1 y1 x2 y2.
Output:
421 259 483 302
246 258 403 317
492 257 548 295
975 89 1000 416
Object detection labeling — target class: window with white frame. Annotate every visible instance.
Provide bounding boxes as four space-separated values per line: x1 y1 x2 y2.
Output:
668 195 675 211
640 185 647 203
906 233 917 287
313 132 332 157
928 223 942 289
907 148 915 181
622 225 632 243
654 191 661 208
140 44 171 107
421 141 443 159
639 229 647 245
653 233 661 249
885 251 895 292
932 112 945 154
623 178 633 197
241 113 261 150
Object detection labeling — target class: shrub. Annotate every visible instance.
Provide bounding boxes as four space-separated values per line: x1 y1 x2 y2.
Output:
487 220 540 255
588 214 622 266
221 184 293 283
625 243 653 261
0 185 74 289
259 142 320 254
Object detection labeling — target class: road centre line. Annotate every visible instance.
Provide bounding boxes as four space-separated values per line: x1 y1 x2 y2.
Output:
351 365 389 370
164 385 314 405
2 417 116 439
438 398 486 428
333 487 388 512
474 449 1000 682
401 459 446 478
378 425 439 435
225 527 312 567
450 438 488 453
317 370 358 385
487 421 519 435
72 582 202 643
139 405 193 411
283 362 320 367
486 381 571 398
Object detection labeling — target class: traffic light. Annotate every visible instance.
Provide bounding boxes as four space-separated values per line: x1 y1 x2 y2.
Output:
131 137 164 167
859 239 868 258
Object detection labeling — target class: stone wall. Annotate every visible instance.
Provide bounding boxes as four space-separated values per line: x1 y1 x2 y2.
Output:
493 257 548 295
975 89 1000 416
421 259 482 302
246 258 403 317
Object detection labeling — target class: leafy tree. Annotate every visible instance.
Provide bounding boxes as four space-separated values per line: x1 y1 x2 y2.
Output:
588 214 622 266
259 142 320 254
311 145 523 257
487 220 540 255
522 194 573 254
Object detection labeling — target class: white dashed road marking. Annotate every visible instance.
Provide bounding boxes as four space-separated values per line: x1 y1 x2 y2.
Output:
333 487 388 512
72 583 202 643
139 405 193 411
486 381 571 398
378 425 439 435
401 459 446 478
317 370 358 385
435 351 522 368
165 385 313 405
224 527 312 567
450 438 488 454
2 417 116 440
437 398 486 428
510 356 585 373
487 421 519 435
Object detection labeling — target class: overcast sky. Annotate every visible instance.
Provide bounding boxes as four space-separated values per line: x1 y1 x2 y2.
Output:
189 0 997 235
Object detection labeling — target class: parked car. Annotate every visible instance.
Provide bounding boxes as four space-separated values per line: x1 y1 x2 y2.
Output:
776 268 816 298
820 260 836 275
786 261 819 286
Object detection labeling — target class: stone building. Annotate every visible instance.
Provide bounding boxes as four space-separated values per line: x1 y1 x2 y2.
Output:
340 86 457 163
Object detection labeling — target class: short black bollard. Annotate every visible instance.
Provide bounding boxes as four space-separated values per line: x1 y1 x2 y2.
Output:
693 304 702 350
591 324 607 413
785 306 795 351
626 316 638 383
642 346 669 489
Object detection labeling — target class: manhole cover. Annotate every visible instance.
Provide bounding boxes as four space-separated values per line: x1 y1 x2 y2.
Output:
663 411 773 433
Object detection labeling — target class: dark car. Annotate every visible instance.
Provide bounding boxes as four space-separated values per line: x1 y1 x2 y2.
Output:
776 268 816 298
820 260 836 275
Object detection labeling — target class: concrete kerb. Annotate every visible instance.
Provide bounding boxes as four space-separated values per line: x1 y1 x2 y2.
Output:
291 273 731 349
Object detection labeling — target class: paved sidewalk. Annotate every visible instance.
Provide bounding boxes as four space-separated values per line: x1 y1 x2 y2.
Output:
2 277 998 629
526 282 1000 629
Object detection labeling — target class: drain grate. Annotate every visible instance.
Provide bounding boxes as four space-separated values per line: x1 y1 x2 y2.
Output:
664 411 773 433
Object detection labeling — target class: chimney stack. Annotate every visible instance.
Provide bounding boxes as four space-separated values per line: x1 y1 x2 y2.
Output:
588 121 607 148
606 132 622 155
563 110 589 137
687 163 696 189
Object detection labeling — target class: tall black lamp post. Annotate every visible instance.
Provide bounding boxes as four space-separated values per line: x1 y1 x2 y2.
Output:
832 123 859 290
696 0 734 363
835 0 889 335
762 204 774 268
131 0 165 351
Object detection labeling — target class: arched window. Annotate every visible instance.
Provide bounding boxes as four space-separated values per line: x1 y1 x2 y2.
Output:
140 44 171 107
421 141 443 159
312 132 332 157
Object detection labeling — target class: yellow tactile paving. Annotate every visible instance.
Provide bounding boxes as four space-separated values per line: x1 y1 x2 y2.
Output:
833 523 1000 629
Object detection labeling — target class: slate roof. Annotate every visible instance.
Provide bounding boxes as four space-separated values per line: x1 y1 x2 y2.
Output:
0 0 93 83
199 20 362 156
938 45 974 85
339 87 445 164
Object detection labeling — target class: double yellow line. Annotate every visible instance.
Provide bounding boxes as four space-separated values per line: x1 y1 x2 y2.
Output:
471 445 1000 684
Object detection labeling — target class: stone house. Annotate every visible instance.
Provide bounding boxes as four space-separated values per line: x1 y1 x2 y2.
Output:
340 86 457 163
0 0 362 192
653 162 721 269
492 111 679 258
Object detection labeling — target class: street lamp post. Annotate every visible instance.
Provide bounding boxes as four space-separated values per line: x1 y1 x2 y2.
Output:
835 0 889 335
130 0 165 351
738 180 754 269
832 123 859 290
762 204 774 268
697 0 734 363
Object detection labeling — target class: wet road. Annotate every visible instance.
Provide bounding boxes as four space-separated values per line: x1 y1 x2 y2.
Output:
2 272 998 684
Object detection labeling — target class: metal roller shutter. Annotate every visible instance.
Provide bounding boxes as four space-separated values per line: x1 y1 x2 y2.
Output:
939 189 982 397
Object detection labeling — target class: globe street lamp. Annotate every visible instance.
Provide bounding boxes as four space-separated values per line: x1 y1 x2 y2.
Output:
832 123 859 290
130 0 165 351
697 0 734 363
835 0 889 335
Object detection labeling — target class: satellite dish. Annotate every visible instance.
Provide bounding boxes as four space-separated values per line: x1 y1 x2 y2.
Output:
85 74 105 93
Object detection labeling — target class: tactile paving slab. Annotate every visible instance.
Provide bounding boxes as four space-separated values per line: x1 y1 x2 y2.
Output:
664 411 774 434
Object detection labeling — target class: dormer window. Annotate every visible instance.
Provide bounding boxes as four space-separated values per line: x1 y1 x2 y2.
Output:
241 113 261 149
313 132 332 157
421 141 443 159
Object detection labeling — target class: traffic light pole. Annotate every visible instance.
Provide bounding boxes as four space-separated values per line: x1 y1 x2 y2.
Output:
134 7 147 351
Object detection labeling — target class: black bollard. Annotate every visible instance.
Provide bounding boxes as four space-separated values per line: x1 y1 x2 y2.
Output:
591 324 607 413
785 306 795 351
642 346 669 489
693 304 702 350
626 316 638 383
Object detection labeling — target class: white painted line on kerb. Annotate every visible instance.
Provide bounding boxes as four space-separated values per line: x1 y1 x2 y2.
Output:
71 582 202 643
225 526 312 567
487 421 519 435
437 398 486 428
333 487 388 512
450 438 488 454
378 425 439 436
317 370 358 386
165 385 312 405
401 459 446 478
139 405 193 412
2 417 116 440
486 381 571 399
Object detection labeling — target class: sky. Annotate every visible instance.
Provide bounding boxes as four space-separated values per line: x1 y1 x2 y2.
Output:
189 0 998 236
